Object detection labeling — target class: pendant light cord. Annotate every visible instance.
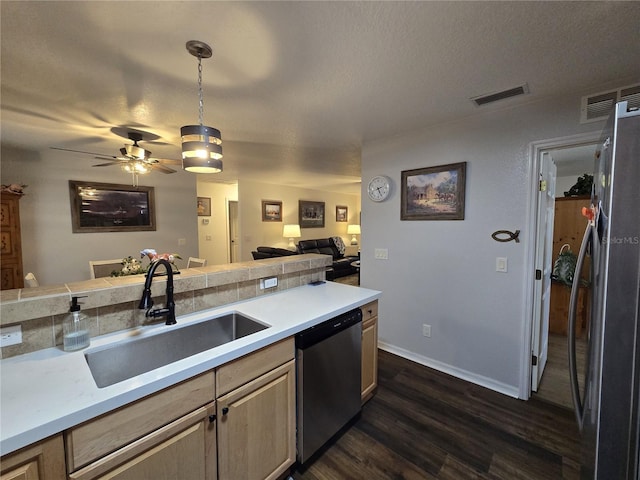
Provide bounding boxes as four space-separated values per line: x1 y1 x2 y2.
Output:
197 54 204 127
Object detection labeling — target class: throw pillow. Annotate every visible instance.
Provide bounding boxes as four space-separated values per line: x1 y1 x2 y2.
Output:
331 236 346 256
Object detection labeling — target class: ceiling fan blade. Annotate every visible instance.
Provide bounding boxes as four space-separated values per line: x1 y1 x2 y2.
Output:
152 163 177 174
92 162 119 167
152 157 182 166
51 146 118 159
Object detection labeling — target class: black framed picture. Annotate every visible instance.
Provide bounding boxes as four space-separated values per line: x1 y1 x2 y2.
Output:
197 197 211 216
68 180 156 233
401 162 466 220
299 200 325 228
262 200 282 221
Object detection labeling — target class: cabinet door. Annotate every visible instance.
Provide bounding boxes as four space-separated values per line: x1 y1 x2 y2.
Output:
217 360 295 480
361 316 378 404
0 435 66 480
69 403 216 480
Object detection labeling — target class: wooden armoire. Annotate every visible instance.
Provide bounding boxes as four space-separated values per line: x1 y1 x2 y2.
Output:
1 192 24 289
548 196 590 336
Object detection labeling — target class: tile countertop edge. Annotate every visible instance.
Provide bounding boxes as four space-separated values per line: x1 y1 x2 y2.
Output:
0 282 381 456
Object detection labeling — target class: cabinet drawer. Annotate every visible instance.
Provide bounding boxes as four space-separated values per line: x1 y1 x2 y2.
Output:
65 371 214 472
216 337 294 397
68 403 216 480
361 300 378 322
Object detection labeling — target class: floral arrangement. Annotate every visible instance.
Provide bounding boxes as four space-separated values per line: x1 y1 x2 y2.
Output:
110 249 182 277
110 256 148 277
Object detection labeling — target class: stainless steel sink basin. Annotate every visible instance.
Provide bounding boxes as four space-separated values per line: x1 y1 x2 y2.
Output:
85 312 269 388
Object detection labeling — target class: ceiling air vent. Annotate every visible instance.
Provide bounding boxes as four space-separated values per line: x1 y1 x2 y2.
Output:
471 84 529 107
580 83 640 123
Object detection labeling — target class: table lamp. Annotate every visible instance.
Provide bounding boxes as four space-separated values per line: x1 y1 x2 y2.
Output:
347 224 361 245
283 224 301 250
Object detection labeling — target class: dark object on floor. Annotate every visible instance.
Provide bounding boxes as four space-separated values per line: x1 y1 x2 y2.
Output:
564 173 593 197
251 246 298 259
297 238 359 280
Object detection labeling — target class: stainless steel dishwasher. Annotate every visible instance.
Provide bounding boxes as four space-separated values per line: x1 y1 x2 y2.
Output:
295 308 362 464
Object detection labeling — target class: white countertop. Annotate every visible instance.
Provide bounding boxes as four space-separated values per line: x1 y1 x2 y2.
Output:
0 282 380 455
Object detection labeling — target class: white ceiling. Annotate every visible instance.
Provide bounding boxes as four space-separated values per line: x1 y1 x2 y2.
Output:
2 1 640 193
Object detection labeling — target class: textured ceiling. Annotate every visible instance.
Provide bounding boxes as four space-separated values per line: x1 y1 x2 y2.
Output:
2 1 639 192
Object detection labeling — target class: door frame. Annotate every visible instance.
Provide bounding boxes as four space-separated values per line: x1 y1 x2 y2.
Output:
520 131 601 399
227 200 239 263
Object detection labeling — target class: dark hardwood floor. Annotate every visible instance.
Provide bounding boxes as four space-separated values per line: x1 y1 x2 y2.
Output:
293 350 581 480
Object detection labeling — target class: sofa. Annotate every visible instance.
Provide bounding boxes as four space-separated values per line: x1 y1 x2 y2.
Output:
251 246 298 260
297 237 359 280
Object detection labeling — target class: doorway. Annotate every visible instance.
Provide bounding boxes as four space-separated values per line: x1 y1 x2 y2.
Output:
228 200 239 263
523 132 600 405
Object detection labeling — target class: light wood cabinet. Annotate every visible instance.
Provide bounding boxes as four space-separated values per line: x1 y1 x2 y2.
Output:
549 196 590 335
0 434 66 480
65 372 214 471
64 372 215 480
216 340 296 480
0 192 24 290
68 403 216 480
361 301 379 404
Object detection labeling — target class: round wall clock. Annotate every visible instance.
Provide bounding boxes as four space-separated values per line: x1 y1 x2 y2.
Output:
367 175 391 202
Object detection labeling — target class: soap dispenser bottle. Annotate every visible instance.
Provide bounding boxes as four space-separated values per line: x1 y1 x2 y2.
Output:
63 296 90 351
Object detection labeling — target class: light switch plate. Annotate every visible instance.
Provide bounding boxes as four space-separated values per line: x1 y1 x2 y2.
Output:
374 248 389 260
496 257 508 273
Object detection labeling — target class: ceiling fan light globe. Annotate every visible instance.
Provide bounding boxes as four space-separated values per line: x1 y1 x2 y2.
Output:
135 162 151 174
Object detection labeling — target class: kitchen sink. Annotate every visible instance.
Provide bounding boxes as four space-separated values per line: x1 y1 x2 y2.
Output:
85 312 269 388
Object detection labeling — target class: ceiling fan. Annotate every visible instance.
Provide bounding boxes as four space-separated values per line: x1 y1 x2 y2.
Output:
51 129 182 185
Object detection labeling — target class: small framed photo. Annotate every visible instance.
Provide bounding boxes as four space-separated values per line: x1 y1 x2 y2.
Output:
336 205 348 222
262 200 282 221
401 162 466 221
299 200 325 228
68 180 156 233
197 197 211 216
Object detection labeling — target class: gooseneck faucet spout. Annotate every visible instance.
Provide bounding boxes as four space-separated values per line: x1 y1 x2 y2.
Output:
138 259 176 325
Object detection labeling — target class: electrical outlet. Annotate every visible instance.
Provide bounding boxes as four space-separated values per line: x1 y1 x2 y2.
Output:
260 277 278 290
1 325 22 347
374 248 389 260
178 238 187 246
422 324 431 338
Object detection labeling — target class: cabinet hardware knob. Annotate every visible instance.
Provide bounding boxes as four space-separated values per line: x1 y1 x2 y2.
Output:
222 407 229 415
368 309 372 314
208 415 216 423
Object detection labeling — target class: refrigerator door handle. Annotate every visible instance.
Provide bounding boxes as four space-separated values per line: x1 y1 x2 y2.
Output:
568 222 592 430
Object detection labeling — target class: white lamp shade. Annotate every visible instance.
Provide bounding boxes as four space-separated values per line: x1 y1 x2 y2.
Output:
347 224 361 235
283 224 301 238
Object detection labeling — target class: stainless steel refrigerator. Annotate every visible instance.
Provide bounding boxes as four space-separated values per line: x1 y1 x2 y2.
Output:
568 100 640 479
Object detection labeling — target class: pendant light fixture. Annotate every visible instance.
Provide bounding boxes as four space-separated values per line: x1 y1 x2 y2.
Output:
181 40 223 173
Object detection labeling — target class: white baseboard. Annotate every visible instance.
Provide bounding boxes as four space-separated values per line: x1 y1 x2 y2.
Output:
378 341 520 399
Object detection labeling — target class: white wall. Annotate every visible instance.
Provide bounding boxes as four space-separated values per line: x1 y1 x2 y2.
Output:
196 182 238 265
361 93 605 396
1 145 199 285
238 180 361 260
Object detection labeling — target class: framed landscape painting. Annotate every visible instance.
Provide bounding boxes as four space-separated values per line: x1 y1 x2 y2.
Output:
299 200 325 228
262 200 282 221
69 180 156 233
400 162 466 220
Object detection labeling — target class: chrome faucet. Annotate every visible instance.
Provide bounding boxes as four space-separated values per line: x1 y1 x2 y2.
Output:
138 259 176 325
